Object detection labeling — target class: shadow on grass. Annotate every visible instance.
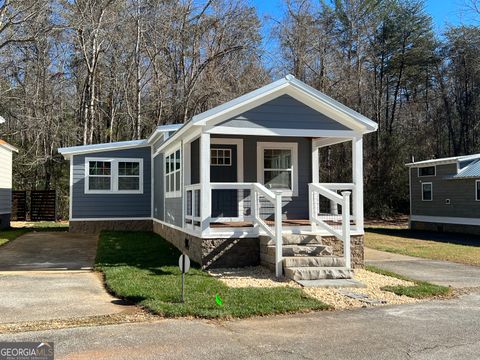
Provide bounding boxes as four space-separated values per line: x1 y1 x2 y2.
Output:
367 227 480 247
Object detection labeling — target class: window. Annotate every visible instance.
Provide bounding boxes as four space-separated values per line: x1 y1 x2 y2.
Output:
476 180 480 201
419 166 435 177
257 142 298 196
85 158 143 194
211 148 231 166
422 182 432 201
165 149 181 197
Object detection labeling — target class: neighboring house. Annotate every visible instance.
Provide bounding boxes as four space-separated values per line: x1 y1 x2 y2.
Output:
407 154 480 235
59 75 378 280
0 140 18 229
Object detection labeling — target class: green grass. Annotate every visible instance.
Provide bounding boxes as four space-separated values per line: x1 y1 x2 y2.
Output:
365 227 480 267
96 231 329 318
366 265 451 299
0 221 69 247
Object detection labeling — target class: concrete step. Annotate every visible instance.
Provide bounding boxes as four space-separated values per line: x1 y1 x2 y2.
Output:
265 244 333 257
282 256 345 268
259 234 323 246
284 267 354 281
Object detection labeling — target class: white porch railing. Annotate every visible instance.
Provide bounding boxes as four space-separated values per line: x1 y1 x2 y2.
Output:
185 182 284 277
309 183 353 269
210 182 283 277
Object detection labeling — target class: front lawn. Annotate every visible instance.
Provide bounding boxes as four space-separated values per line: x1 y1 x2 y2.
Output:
95 231 329 318
365 227 480 267
0 228 30 246
366 265 451 299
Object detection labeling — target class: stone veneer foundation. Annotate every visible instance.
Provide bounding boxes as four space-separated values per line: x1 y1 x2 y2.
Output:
69 220 153 234
153 221 259 268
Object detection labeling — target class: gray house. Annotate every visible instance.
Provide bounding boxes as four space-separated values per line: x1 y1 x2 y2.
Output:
407 154 480 235
59 75 378 281
0 139 18 229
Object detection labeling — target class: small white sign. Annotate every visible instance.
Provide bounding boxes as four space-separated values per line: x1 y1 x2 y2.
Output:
178 254 190 273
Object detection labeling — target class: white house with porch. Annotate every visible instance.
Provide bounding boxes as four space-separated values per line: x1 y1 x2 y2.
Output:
59 74 378 282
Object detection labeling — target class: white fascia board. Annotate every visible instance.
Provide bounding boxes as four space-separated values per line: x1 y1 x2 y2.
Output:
0 142 19 153
58 140 149 159
207 126 360 138
312 137 352 148
147 124 184 143
289 77 378 132
405 154 480 167
196 75 377 134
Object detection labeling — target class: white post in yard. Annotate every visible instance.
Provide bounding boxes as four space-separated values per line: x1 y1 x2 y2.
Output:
341 191 351 269
200 132 211 233
352 136 364 232
274 191 283 278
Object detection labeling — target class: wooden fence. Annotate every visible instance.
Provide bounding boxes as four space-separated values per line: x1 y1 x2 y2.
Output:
11 190 56 221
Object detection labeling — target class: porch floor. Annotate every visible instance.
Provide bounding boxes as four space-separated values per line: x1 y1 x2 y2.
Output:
210 219 311 228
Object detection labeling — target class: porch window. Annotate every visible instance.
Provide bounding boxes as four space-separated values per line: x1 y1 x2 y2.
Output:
257 142 298 196
85 158 143 194
165 149 181 197
422 182 432 201
211 148 231 166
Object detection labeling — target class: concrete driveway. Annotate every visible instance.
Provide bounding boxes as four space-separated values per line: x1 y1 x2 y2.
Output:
0 232 124 324
366 248 480 288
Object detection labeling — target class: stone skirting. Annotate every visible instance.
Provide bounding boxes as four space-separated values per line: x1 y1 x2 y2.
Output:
69 219 153 234
153 221 260 268
411 220 480 236
0 213 10 230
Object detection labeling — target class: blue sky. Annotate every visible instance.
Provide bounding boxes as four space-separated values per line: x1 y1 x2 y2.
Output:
252 0 477 34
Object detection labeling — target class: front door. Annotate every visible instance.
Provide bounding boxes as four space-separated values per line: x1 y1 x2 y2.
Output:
211 144 238 218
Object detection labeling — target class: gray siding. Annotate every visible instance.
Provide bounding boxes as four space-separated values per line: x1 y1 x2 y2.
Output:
218 94 349 131
71 147 151 219
411 163 480 218
165 197 182 227
212 135 311 219
0 188 11 215
191 138 200 184
153 154 164 221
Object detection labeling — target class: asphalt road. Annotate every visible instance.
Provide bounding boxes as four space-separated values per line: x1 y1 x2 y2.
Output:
1 291 479 360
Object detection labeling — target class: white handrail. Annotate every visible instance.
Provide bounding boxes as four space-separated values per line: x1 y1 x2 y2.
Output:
309 183 352 269
207 181 283 277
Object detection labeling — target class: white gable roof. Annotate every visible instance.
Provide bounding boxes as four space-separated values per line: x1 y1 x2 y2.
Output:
58 139 148 158
192 74 377 132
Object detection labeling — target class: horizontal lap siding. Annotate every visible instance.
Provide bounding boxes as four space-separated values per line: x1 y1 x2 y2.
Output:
165 197 182 227
411 163 480 218
153 154 164 221
0 147 13 214
218 94 349 130
71 147 151 219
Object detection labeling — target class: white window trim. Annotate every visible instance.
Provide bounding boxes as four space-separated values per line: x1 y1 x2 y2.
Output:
84 157 144 194
422 182 433 201
476 180 480 201
418 166 436 177
165 147 182 198
257 142 298 197
211 148 232 166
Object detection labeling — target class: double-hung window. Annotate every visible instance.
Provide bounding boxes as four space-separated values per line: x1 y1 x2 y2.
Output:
85 158 143 194
257 142 298 196
422 182 432 201
165 149 181 197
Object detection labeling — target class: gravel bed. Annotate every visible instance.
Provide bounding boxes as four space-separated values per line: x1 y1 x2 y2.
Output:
209 267 420 310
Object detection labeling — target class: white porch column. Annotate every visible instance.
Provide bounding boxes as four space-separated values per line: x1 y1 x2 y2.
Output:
352 136 364 232
200 132 211 233
311 142 319 183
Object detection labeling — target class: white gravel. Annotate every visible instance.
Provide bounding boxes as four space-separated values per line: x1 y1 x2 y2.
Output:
209 267 419 310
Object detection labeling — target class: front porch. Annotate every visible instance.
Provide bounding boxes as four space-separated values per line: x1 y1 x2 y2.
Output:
175 131 365 278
